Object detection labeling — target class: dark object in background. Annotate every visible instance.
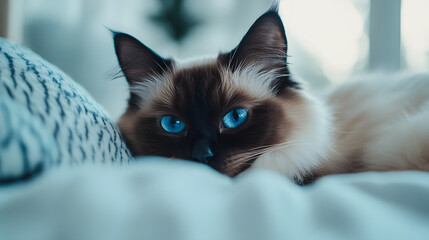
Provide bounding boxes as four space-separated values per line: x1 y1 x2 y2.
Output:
0 0 9 38
150 0 202 42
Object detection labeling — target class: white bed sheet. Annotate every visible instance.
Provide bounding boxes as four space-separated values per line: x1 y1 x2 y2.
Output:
1 157 428 240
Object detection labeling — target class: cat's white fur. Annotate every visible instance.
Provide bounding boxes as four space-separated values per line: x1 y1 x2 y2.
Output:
251 89 335 181
221 64 281 99
251 71 429 180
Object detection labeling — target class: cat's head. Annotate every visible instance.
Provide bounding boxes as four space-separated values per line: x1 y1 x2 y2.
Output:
114 8 333 181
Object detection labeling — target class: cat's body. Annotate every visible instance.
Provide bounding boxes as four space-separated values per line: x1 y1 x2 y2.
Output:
114 6 429 183
320 73 429 175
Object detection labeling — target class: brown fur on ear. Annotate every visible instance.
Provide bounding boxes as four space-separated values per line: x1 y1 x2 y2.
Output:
218 9 299 94
113 32 173 85
113 32 174 108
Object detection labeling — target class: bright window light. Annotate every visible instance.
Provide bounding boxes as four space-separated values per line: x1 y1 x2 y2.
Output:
401 0 429 71
279 0 368 83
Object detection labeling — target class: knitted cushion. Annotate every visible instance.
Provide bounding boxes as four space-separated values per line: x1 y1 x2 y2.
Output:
0 95 58 182
0 38 131 183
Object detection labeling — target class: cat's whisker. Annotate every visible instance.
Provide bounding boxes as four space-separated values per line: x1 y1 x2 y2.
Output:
227 141 307 168
244 140 304 153
230 140 320 166
231 141 303 159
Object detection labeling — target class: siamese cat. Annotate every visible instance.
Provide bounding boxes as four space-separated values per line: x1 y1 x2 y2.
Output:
114 6 429 184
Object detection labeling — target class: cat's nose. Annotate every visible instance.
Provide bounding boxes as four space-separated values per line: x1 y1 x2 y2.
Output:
191 139 214 164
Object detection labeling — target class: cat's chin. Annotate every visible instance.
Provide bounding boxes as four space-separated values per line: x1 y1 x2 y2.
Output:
249 89 335 182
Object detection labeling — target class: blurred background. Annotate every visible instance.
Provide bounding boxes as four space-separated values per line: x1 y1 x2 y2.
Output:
1 0 428 120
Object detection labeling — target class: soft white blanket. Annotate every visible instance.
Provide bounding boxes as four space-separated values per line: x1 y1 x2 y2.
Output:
1 157 428 240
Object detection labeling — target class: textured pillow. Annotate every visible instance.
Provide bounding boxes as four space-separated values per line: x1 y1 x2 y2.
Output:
0 37 131 183
0 95 58 182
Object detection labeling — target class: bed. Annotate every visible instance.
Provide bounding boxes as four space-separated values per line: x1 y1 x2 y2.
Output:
0 37 428 240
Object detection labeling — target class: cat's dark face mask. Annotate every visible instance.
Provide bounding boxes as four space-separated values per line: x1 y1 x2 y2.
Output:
114 7 300 176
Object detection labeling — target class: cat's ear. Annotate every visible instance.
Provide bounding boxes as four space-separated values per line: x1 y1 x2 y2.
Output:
219 8 299 92
113 32 172 85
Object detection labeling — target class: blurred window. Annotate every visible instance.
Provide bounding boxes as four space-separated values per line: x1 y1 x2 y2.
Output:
280 0 369 85
401 0 429 71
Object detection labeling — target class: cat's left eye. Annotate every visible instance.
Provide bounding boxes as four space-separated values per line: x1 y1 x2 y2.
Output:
222 108 248 129
160 116 186 134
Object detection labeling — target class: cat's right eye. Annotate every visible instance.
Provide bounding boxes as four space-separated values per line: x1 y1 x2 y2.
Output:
222 108 248 129
160 116 186 134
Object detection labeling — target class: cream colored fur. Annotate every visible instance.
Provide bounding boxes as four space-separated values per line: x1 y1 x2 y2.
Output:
251 89 335 181
325 72 429 174
251 72 429 181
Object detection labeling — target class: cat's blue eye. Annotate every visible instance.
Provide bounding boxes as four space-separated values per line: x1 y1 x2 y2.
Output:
222 109 248 129
160 116 186 134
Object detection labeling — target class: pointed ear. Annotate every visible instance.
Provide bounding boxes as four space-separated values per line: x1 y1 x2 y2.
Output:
219 9 299 92
113 32 172 85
